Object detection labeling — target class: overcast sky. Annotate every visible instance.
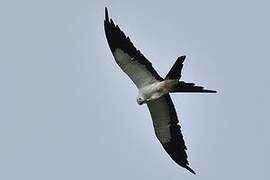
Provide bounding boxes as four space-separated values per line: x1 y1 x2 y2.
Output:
0 0 270 180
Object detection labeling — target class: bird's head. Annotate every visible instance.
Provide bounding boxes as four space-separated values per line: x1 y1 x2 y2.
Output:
136 97 146 105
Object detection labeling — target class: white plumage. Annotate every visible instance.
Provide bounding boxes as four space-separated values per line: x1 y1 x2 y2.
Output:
104 7 216 174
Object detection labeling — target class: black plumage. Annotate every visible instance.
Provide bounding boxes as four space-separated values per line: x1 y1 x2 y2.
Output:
104 7 216 175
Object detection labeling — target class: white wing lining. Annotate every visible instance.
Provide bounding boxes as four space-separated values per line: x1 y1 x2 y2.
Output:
147 96 172 143
114 48 159 88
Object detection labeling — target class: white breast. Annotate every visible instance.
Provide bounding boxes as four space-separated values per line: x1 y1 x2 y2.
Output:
138 82 165 101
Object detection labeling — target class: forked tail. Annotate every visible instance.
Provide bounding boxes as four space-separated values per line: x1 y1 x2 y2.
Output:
165 56 216 93
170 81 217 93
165 56 185 80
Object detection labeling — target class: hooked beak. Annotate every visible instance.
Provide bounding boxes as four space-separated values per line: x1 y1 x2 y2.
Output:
137 99 147 105
138 101 144 105
138 99 149 105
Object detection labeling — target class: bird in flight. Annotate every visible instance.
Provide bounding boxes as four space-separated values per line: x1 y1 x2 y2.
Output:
104 7 216 174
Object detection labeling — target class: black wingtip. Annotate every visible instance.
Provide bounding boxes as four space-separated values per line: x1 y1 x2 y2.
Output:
105 7 109 21
185 166 196 175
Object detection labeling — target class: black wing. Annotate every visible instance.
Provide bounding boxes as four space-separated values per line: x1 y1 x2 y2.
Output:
147 94 196 174
104 8 162 88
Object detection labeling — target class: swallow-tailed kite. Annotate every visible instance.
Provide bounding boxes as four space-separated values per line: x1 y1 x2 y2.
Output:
104 8 216 174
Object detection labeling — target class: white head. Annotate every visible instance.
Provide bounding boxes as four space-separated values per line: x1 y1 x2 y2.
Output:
136 96 146 105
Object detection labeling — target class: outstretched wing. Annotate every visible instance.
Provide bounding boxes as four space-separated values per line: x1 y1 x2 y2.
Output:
104 8 162 88
147 94 196 174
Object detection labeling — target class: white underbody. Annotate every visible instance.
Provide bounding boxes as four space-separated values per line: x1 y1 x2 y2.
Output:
113 48 178 104
138 80 177 103
113 48 177 143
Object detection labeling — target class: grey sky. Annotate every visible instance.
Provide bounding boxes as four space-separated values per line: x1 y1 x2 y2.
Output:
0 0 269 179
